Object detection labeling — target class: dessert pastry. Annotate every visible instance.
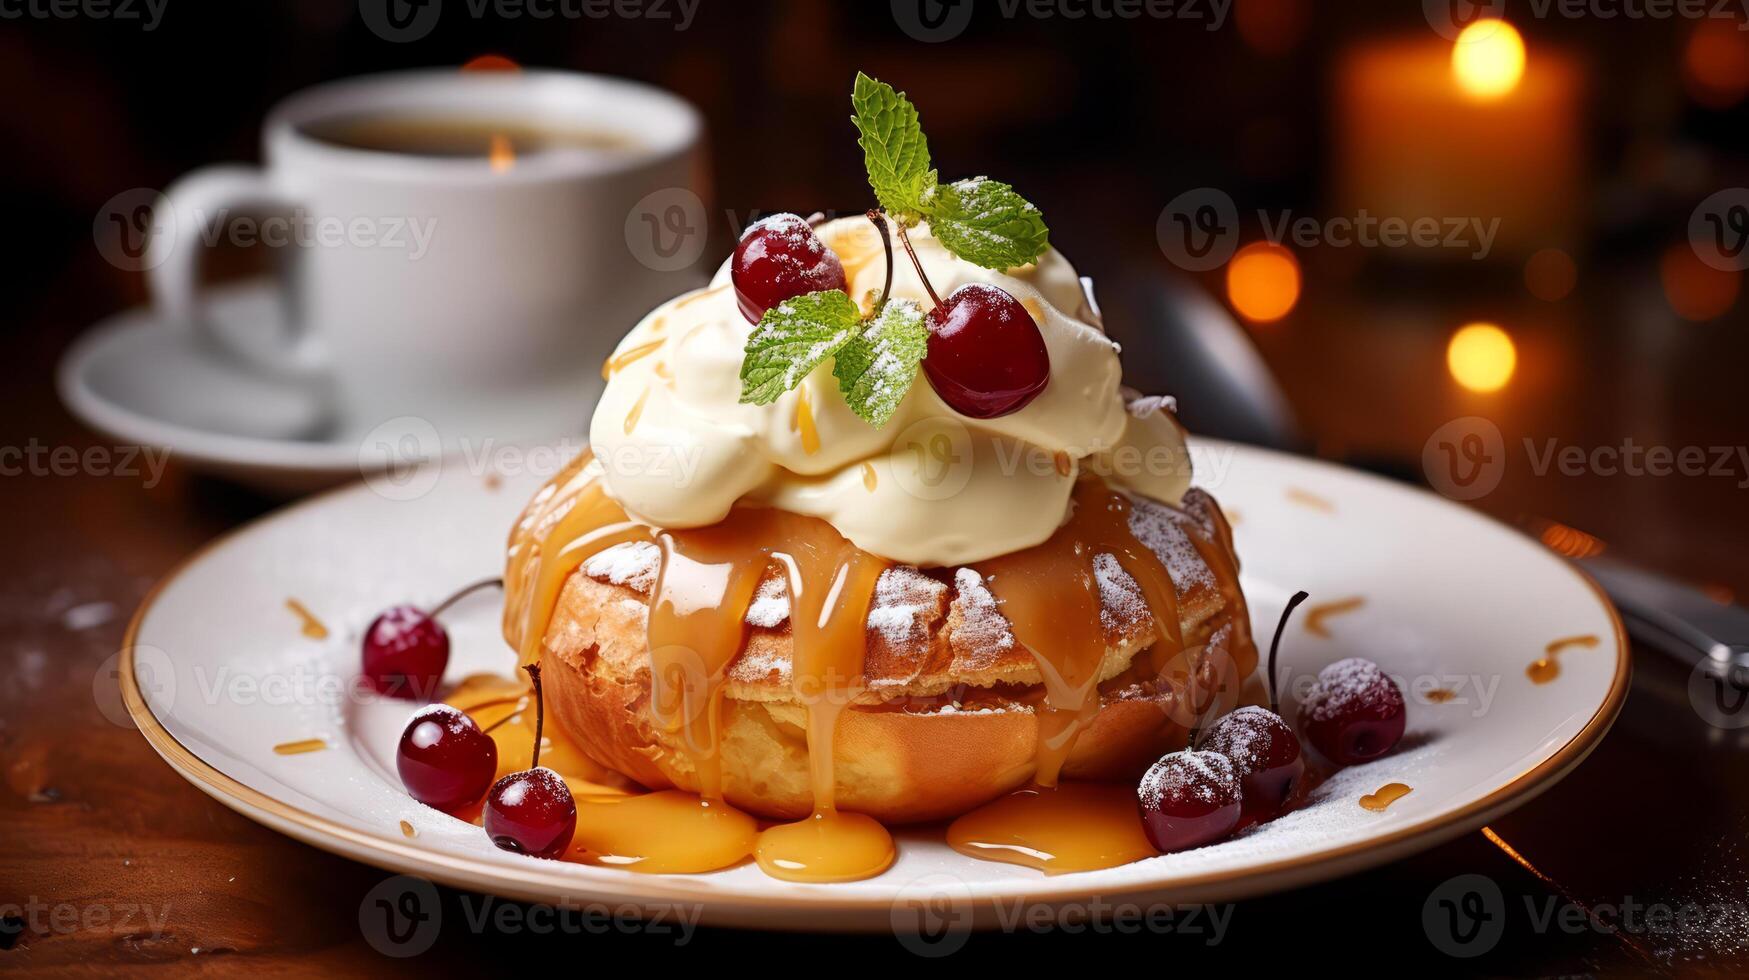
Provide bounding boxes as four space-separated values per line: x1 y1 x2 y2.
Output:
369 73 1413 881
500 74 1254 835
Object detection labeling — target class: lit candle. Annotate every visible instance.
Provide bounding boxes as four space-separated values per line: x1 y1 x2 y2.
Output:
1335 29 1583 259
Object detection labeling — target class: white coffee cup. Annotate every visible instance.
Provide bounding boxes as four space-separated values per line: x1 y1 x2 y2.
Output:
149 69 706 442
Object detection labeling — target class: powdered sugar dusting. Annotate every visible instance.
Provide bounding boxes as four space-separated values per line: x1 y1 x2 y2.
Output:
1203 705 1288 777
1138 750 1238 810
866 566 948 647
1303 657 1403 723
580 541 659 592
949 567 1014 658
1118 736 1450 868
1127 496 1214 593
1092 553 1147 633
745 576 789 629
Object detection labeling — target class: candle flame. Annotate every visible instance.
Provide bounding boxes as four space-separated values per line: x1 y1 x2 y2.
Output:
462 54 520 73
490 134 515 173
1452 20 1526 100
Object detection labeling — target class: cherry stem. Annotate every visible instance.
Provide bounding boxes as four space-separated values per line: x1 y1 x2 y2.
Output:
1187 646 1213 749
895 221 944 309
1268 591 1311 716
522 662 545 770
866 209 894 313
430 576 504 619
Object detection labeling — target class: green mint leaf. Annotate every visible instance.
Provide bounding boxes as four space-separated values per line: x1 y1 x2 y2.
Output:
851 72 935 220
739 290 863 405
833 299 928 428
920 177 1050 270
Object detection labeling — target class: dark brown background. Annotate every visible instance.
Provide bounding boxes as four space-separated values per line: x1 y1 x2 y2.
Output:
4 0 1748 974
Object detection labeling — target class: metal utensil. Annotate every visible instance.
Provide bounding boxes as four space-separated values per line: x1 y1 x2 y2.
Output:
1577 557 1749 673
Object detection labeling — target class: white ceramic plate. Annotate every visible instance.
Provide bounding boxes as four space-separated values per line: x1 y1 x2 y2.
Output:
123 440 1628 931
58 281 591 496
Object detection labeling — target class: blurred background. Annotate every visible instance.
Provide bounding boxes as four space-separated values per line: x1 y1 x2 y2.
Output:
6 0 1745 591
5 0 1749 971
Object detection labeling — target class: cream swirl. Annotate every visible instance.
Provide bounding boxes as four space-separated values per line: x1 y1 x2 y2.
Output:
588 216 1191 566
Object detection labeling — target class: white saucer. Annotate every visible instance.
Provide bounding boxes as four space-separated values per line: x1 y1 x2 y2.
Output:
122 441 1628 931
58 280 591 496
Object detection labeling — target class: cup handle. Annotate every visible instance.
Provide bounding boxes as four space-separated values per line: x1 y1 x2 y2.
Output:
147 165 329 379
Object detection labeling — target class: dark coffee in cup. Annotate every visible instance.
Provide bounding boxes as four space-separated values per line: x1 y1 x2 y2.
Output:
301 113 642 159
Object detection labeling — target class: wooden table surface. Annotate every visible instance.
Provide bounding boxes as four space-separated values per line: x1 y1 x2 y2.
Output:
5 269 1749 976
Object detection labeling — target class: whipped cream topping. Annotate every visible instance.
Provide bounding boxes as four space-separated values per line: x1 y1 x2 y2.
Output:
588 216 1191 566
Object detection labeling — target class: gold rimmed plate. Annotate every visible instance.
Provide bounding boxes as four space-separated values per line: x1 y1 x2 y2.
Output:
124 440 1628 931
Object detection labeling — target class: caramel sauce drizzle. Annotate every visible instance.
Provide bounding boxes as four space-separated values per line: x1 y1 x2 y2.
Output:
502 453 1250 880
1359 782 1411 811
601 339 664 380
977 477 1191 787
571 791 758 872
1527 633 1600 685
285 598 328 639
272 738 327 755
946 481 1253 872
1285 487 1334 512
672 285 726 310
400 820 418 838
793 385 821 456
1303 596 1365 638
623 388 651 435
1423 688 1457 703
861 461 878 491
946 783 1158 874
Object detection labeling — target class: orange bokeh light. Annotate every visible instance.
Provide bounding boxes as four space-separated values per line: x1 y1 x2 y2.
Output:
1225 242 1301 323
1452 20 1526 100
1524 247 1577 301
1446 322 1518 393
1683 18 1749 108
1660 243 1741 321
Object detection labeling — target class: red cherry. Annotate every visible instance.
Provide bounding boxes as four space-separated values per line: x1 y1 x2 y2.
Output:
1298 658 1406 766
362 578 501 701
1204 705 1304 819
1136 749 1242 853
363 606 448 701
484 767 576 859
730 213 847 323
481 663 576 859
922 283 1050 419
397 705 498 813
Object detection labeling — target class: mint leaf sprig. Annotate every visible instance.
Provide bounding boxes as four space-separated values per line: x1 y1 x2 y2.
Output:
738 212 926 429
737 72 1049 427
851 72 1049 270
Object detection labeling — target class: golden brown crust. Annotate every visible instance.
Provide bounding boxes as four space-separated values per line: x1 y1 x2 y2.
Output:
528 490 1251 823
